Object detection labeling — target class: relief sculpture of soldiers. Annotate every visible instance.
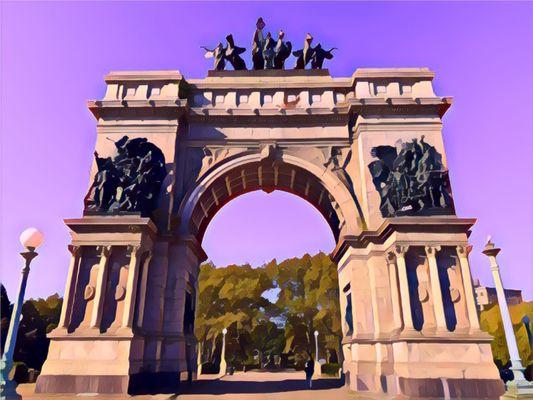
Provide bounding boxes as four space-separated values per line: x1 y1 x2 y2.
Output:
84 136 167 216
368 136 454 217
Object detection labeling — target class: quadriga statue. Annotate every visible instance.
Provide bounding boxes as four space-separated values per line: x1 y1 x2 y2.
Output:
84 136 167 216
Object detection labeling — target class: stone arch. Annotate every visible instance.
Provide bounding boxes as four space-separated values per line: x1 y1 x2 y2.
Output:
38 67 505 398
178 150 365 242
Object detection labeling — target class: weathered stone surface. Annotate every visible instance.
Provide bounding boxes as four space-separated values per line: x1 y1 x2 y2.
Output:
38 68 503 398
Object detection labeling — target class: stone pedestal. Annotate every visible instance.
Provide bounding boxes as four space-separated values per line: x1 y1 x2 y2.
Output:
35 216 205 394
333 217 505 399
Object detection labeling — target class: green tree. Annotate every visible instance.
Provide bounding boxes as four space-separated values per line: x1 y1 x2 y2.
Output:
480 301 533 368
272 253 342 364
195 262 275 364
0 285 62 372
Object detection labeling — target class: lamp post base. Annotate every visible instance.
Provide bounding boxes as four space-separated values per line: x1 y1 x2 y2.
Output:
219 360 227 377
0 358 21 400
313 361 321 378
0 379 22 400
502 380 533 399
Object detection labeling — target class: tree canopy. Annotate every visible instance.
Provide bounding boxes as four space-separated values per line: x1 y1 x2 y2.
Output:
195 252 342 369
479 301 533 368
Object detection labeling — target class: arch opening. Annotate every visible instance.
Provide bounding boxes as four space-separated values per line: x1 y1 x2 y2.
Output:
202 190 337 268
183 159 350 244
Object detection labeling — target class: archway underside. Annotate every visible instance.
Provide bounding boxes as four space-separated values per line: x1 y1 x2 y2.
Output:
188 161 342 243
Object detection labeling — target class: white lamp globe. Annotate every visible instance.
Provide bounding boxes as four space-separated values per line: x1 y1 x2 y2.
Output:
19 227 44 250
222 328 228 335
314 330 319 337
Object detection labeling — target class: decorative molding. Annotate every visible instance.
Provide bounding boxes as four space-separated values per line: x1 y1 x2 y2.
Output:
424 245 442 256
96 245 113 258
67 245 81 256
394 245 410 257
84 285 95 301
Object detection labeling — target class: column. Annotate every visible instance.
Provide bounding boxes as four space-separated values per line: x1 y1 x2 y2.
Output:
425 245 447 332
135 251 153 329
120 245 142 330
367 260 381 337
386 252 403 334
482 240 532 392
89 245 113 329
456 245 481 332
56 245 81 332
394 245 415 332
197 341 203 376
220 330 227 376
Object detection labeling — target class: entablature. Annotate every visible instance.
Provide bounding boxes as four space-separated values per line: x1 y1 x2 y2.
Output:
88 67 451 121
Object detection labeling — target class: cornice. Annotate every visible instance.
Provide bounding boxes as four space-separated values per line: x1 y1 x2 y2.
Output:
352 67 435 80
89 68 451 120
331 216 476 262
65 215 158 236
104 70 184 82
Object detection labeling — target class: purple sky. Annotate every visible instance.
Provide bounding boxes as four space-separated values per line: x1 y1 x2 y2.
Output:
1 2 532 301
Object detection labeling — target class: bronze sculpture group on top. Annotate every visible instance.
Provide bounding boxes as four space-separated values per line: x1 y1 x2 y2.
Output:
202 18 336 71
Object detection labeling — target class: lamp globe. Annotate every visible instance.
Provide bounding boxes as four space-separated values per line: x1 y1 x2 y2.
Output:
19 227 44 250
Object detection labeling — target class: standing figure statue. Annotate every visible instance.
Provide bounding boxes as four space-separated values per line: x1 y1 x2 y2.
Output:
311 44 337 69
293 33 315 69
201 43 225 71
252 17 266 70
273 30 292 69
263 32 275 69
225 34 247 70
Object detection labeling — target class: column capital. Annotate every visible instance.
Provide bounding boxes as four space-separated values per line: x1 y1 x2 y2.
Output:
96 245 113 258
394 245 409 256
456 244 473 257
482 240 501 258
67 244 81 256
127 244 142 257
386 251 396 265
424 245 441 256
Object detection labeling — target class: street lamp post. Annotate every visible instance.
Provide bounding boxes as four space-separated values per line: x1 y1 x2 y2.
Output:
313 330 321 377
482 237 533 399
220 328 228 376
0 228 44 400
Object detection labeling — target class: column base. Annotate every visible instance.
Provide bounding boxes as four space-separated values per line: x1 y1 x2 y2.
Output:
343 338 505 399
313 361 322 378
35 374 129 394
398 377 505 399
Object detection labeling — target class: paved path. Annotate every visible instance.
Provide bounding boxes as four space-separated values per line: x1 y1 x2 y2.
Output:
18 371 361 399
176 371 350 400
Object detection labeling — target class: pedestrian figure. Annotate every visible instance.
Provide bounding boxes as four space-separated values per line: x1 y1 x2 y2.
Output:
304 355 315 389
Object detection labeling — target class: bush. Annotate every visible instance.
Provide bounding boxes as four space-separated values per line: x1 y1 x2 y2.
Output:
10 361 29 383
321 362 341 376
201 362 219 374
243 363 260 372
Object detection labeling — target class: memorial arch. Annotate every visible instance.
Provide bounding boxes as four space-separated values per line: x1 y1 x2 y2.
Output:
36 68 504 398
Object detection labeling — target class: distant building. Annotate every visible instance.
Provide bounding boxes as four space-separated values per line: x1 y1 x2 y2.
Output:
474 279 523 311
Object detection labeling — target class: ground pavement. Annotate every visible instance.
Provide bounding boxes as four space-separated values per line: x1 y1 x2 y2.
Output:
18 370 371 400
176 370 350 400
